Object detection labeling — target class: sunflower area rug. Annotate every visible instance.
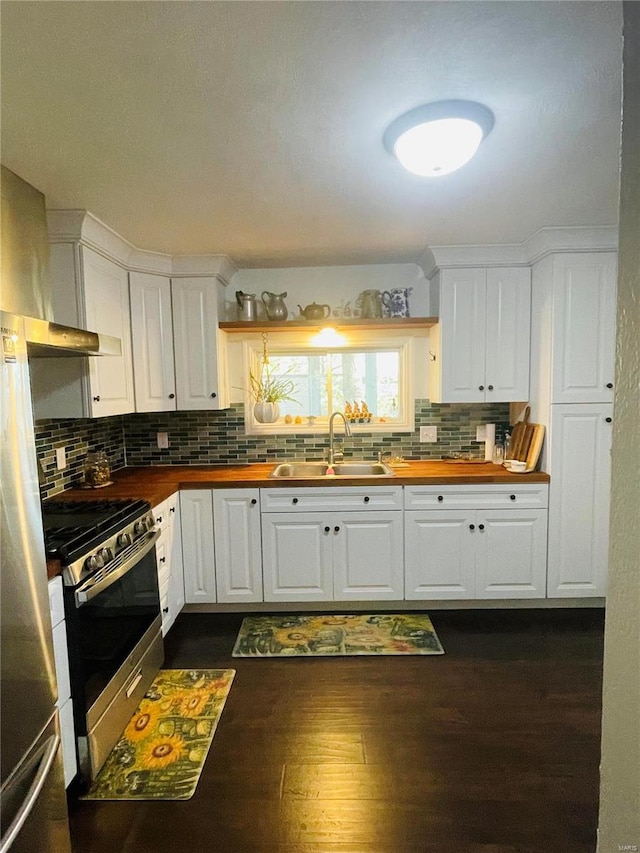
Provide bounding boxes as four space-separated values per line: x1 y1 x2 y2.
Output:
232 614 444 657
83 669 235 801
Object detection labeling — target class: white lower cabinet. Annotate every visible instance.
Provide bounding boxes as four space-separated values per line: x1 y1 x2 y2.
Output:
177 483 551 607
404 486 548 600
153 493 185 633
181 490 216 604
260 487 404 603
404 510 476 599
213 489 263 603
261 513 332 602
332 512 404 601
48 577 77 787
547 404 613 597
168 494 185 623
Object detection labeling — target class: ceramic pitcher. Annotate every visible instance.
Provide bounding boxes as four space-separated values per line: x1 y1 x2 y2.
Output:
382 287 413 318
358 289 384 318
261 291 288 321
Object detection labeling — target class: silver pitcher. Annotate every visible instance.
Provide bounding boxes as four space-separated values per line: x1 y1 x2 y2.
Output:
236 291 257 321
261 291 288 321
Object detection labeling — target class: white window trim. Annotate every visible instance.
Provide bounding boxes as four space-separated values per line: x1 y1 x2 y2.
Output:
240 330 416 436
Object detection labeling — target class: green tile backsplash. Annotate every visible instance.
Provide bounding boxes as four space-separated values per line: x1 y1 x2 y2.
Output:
35 401 510 497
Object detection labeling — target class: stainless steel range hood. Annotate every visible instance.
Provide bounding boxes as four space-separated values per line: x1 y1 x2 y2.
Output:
1 166 121 358
24 316 121 358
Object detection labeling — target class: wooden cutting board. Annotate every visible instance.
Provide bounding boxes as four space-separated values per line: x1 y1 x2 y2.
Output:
524 424 545 471
508 406 530 460
515 423 536 462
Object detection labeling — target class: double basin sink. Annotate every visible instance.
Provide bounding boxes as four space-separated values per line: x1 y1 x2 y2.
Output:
270 461 394 479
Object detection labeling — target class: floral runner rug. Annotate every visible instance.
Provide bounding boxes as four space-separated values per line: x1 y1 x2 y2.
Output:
83 669 235 801
232 614 444 657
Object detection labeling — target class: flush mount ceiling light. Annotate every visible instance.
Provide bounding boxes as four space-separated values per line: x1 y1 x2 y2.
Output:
383 100 495 177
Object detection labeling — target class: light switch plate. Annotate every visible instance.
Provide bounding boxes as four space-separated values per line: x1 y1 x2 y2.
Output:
157 432 169 449
55 447 66 470
419 426 437 443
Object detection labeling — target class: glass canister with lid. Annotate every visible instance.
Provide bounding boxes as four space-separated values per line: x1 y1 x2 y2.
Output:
82 451 112 487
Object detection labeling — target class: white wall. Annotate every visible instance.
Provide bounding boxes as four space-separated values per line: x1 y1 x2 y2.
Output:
597 4 640 849
227 262 429 321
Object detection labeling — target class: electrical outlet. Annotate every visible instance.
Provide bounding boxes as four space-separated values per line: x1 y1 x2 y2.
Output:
420 426 437 443
476 425 487 441
157 432 169 449
55 447 66 470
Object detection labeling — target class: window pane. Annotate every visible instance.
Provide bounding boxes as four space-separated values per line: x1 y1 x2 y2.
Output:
266 350 401 420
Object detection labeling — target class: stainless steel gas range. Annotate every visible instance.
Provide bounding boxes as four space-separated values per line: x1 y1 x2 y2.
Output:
42 498 164 785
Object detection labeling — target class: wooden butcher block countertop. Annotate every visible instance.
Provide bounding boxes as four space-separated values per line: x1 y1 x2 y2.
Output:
55 461 550 507
45 462 549 578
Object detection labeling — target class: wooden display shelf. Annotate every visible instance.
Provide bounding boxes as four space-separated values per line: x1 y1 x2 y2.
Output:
219 317 438 332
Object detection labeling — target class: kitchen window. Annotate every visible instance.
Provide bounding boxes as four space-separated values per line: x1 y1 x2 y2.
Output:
242 335 415 435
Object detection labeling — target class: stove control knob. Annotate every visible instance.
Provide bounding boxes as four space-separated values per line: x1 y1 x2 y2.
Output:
117 532 132 549
134 519 149 538
84 553 104 572
98 547 113 564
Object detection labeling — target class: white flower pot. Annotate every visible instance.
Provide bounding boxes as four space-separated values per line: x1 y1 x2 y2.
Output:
254 402 280 423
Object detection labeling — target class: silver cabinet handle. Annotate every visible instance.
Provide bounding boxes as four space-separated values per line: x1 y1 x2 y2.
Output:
0 733 60 853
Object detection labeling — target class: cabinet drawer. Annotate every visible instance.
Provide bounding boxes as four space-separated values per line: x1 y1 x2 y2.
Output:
260 486 404 513
152 499 169 530
404 484 548 511
48 576 65 628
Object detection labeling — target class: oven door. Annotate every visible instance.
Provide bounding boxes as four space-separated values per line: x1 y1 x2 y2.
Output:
65 529 165 781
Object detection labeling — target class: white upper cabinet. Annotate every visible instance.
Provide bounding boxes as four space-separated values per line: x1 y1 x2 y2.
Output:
129 272 176 412
82 247 135 417
31 244 135 418
550 254 617 403
429 267 531 403
171 277 230 410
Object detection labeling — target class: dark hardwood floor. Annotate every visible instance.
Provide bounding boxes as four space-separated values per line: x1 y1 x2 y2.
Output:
68 608 604 853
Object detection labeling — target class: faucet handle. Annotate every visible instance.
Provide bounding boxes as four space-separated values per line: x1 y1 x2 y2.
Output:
333 449 345 463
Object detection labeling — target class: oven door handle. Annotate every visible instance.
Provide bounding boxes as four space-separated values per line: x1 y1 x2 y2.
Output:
75 529 160 606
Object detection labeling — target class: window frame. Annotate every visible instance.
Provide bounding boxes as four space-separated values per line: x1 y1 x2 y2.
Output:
241 331 415 436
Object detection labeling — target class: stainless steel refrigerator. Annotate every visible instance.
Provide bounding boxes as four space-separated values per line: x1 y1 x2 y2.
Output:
0 310 72 853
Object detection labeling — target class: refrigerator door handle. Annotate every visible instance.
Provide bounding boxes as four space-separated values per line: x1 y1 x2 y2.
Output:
0 733 60 853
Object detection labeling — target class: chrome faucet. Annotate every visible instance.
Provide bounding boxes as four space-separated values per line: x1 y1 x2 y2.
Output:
327 411 351 467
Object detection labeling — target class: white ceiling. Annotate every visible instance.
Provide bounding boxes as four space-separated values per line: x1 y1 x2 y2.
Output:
1 1 623 267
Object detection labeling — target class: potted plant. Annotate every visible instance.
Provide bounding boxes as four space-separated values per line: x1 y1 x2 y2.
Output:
248 334 297 423
250 366 297 423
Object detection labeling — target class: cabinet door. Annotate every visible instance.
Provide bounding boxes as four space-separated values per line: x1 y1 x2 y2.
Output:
180 490 216 603
167 494 185 625
547 404 612 596
332 512 403 600
438 268 486 403
82 246 135 417
261 513 332 602
475 510 547 599
552 253 617 403
171 277 228 410
129 271 176 412
404 510 476 599
213 489 263 603
485 267 531 402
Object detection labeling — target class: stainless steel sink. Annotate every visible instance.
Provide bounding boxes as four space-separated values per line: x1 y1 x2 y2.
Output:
269 461 394 478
